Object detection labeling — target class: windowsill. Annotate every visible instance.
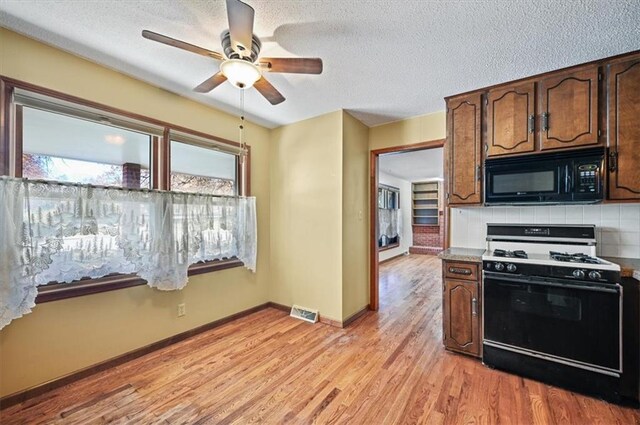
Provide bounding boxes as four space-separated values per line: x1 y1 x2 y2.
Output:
379 242 400 252
35 258 244 303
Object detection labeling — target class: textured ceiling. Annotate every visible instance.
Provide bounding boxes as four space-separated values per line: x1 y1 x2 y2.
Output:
379 148 443 182
1 1 639 128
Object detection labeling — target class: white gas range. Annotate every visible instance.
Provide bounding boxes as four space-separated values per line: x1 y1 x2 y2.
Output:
480 223 632 405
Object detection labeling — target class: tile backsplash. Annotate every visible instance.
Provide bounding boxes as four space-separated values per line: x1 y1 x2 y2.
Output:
450 204 640 258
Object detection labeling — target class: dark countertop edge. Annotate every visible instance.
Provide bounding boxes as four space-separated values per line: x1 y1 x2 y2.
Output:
438 247 486 263
602 256 640 280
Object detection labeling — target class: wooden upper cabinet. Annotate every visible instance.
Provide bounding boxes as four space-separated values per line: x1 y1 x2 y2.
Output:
608 56 640 200
539 67 600 151
486 83 536 157
447 93 482 205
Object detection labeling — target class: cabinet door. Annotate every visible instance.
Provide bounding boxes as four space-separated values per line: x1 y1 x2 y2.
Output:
486 82 536 157
539 67 600 150
447 93 482 205
608 57 640 200
443 278 480 356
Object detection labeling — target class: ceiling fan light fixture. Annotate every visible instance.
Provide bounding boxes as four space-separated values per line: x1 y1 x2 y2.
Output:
220 59 261 89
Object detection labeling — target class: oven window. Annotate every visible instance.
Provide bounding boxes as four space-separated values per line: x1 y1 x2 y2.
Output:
493 170 555 194
511 290 582 321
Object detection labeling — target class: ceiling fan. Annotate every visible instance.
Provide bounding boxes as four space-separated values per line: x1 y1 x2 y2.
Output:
142 0 323 105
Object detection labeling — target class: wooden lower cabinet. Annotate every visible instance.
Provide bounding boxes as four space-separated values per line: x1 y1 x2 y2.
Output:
442 261 481 357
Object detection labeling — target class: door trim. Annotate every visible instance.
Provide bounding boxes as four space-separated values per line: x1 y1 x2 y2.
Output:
369 138 446 310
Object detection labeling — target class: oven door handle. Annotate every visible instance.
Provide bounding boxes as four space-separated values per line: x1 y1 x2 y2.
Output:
484 273 621 294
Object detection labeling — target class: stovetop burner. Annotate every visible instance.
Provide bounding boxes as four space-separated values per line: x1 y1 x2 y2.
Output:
493 249 528 259
549 251 602 264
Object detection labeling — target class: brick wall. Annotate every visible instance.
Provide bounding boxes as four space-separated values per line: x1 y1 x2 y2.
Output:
409 224 444 255
412 225 442 247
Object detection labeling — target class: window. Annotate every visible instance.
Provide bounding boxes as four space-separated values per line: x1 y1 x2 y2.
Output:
170 138 238 195
2 77 250 302
378 184 401 250
21 106 152 188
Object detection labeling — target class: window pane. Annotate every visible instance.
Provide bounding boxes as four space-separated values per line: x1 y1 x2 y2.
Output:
22 107 152 188
170 140 237 195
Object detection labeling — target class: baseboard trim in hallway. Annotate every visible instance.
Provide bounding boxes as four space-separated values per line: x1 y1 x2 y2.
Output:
379 252 406 264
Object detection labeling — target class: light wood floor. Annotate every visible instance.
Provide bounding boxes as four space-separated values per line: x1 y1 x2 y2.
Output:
3 255 639 424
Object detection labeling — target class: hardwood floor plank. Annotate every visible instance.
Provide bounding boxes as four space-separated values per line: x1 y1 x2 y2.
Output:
2 254 639 424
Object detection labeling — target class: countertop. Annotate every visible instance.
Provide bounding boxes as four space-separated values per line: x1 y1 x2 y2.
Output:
602 257 640 281
438 247 485 263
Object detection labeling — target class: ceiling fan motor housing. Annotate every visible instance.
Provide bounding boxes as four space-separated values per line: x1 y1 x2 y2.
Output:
221 30 261 62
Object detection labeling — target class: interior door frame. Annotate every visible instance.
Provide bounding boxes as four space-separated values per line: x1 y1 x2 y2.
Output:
369 138 447 310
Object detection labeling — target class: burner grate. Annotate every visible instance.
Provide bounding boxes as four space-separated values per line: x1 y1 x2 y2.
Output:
549 251 601 264
494 249 528 259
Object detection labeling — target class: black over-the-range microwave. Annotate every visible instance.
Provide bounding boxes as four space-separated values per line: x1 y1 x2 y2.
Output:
484 148 605 205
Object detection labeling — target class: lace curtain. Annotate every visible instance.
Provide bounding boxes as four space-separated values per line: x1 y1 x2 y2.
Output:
0 177 257 330
379 208 401 238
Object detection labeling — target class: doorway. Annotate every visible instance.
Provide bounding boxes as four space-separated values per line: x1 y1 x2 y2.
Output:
369 139 447 310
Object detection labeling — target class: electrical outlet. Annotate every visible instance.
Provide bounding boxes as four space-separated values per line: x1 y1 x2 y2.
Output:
177 303 186 317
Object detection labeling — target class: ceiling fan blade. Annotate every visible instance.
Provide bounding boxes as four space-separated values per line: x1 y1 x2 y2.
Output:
259 58 323 74
194 72 228 93
142 30 224 61
226 0 255 56
254 78 285 105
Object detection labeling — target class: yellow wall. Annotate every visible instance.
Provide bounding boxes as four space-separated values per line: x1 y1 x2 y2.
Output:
341 112 370 319
269 111 371 323
0 28 271 397
269 111 344 322
0 27 445 398
368 111 446 151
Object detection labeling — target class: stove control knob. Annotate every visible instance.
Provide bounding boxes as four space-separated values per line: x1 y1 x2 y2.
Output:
494 262 505 271
572 269 585 279
589 271 602 280
506 263 517 273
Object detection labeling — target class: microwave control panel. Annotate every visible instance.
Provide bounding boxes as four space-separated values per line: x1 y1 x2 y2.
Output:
577 163 600 194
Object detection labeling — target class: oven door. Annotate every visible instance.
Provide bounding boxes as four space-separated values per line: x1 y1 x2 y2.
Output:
483 272 622 375
485 158 566 204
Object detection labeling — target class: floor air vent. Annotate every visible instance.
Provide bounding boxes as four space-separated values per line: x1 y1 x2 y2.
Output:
290 305 319 323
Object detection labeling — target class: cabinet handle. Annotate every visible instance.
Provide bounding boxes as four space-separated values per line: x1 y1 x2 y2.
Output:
541 112 549 132
448 267 472 275
476 165 481 182
528 114 535 133
609 150 618 172
472 298 478 316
